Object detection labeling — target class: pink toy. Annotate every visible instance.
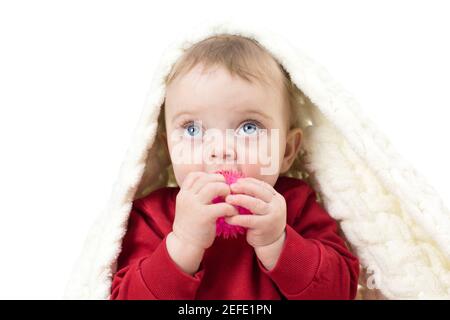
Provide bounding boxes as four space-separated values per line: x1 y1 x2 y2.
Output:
212 169 252 239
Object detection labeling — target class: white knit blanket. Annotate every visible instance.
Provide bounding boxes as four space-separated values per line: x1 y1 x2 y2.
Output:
64 19 450 300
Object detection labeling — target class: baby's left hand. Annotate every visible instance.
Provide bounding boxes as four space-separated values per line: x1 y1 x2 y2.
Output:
224 177 287 248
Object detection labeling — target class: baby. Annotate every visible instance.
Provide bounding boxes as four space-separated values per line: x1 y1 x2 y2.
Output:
110 34 359 300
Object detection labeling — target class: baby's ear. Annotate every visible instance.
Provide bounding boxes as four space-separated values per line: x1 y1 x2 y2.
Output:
280 127 303 174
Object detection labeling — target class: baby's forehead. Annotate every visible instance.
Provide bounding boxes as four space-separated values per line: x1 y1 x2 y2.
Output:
172 63 283 98
165 59 288 121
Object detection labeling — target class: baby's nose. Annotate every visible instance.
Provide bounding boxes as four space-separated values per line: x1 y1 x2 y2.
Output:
205 132 237 162
211 142 236 161
211 146 236 161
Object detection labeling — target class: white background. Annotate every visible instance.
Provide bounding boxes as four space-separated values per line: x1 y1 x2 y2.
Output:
0 0 449 299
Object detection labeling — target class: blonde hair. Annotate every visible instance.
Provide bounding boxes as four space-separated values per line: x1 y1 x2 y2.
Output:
163 34 312 132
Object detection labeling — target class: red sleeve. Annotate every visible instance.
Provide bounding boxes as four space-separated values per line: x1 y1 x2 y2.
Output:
110 199 205 300
256 183 360 300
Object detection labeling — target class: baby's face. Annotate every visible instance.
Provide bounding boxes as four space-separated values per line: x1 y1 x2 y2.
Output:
163 63 296 188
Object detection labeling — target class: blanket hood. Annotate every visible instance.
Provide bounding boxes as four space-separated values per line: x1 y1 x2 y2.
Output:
65 19 450 299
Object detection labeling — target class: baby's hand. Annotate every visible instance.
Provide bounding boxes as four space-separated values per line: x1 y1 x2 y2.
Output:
172 171 239 251
224 177 287 248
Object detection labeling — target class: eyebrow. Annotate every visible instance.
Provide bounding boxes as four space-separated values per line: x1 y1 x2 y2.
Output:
171 108 272 122
171 111 199 122
237 109 272 121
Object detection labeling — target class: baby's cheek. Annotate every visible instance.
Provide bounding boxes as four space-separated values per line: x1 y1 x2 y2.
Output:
235 137 270 163
240 164 279 187
169 139 204 185
174 163 203 186
237 137 282 184
169 138 201 164
238 136 281 175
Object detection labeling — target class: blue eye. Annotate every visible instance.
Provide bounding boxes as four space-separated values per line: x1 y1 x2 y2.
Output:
237 121 260 136
183 123 202 137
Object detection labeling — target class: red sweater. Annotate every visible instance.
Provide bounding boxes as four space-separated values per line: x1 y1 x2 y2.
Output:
110 176 360 300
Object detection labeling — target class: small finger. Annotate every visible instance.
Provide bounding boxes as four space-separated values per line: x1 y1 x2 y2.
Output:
225 194 268 215
197 181 230 204
230 180 274 203
236 177 276 197
209 202 239 219
224 214 262 229
191 173 226 194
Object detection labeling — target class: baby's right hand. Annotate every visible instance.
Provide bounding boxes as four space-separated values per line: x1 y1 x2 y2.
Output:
172 171 239 250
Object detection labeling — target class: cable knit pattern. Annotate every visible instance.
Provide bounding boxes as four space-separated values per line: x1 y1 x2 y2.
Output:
64 18 450 299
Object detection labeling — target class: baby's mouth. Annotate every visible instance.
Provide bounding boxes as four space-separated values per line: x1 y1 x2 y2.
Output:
209 167 240 175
